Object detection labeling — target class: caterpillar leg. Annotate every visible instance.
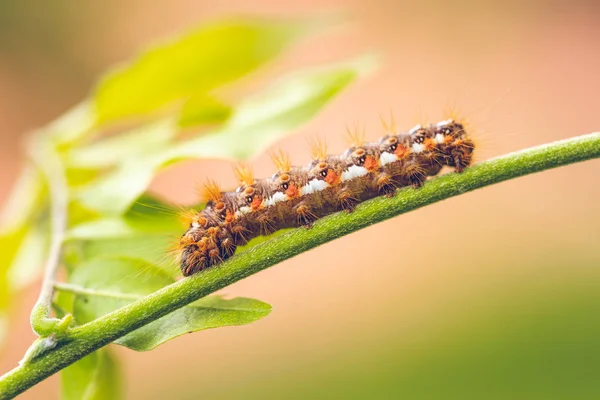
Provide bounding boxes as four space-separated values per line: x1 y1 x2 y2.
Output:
294 202 318 228
230 223 251 245
338 187 359 213
180 244 208 276
450 139 475 172
376 172 397 197
257 213 277 236
404 162 426 189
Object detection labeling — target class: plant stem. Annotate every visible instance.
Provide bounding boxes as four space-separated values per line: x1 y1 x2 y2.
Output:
27 140 72 337
1 132 599 399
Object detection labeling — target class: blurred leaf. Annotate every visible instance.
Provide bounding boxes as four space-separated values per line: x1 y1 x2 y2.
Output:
67 258 271 351
45 101 97 146
0 166 48 326
178 94 232 128
61 348 122 400
0 165 46 233
64 196 184 277
6 218 50 290
64 119 177 169
94 19 309 123
67 195 183 240
0 230 20 311
167 57 375 161
76 58 373 215
64 236 179 279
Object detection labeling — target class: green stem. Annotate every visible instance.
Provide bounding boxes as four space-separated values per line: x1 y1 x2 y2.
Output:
27 140 72 337
1 132 599 399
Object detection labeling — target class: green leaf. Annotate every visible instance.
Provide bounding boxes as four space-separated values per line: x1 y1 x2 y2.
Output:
178 94 232 128
75 57 373 215
167 57 375 161
61 348 122 400
67 195 183 240
64 196 184 277
94 19 308 123
0 166 46 233
6 219 50 290
117 295 272 351
67 258 271 351
44 101 97 146
0 166 48 329
64 119 177 169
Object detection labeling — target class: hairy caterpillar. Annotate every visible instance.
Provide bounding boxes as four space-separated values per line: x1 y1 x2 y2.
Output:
178 119 474 276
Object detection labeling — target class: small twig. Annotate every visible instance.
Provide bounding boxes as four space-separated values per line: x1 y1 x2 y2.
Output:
0 132 599 399
27 139 73 337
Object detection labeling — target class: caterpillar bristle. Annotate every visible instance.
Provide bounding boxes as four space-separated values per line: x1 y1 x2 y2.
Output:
380 109 397 134
308 136 328 161
345 122 365 147
200 179 222 203
270 149 291 173
177 117 477 276
233 163 254 186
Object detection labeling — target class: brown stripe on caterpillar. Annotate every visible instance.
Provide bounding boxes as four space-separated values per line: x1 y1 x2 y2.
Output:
178 118 475 276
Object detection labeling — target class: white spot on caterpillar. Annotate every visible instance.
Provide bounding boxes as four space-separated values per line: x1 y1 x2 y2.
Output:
412 143 425 153
310 179 329 192
265 191 288 206
192 222 200 228
341 165 368 182
434 133 445 144
235 206 252 217
300 183 313 195
436 119 453 127
409 124 422 134
301 179 329 195
379 152 398 166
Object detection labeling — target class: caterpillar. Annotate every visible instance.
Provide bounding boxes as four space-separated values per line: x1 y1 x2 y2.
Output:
178 118 474 276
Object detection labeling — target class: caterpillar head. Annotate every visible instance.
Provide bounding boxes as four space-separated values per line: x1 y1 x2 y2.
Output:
379 134 411 161
307 157 343 187
436 119 466 139
344 144 379 172
269 167 307 201
234 182 264 212
409 124 428 144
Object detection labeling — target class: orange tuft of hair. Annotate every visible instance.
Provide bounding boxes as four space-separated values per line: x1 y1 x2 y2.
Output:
364 155 379 172
200 179 222 203
325 169 340 185
233 163 254 186
308 136 328 161
270 149 291 173
345 122 365 147
286 184 299 199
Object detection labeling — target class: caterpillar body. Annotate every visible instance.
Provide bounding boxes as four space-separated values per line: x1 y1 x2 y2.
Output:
178 119 474 276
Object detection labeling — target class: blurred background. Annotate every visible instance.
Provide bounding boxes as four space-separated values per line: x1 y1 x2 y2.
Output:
1 0 600 398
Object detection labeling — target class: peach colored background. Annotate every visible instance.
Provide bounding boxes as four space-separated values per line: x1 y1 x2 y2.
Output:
1 0 599 398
